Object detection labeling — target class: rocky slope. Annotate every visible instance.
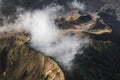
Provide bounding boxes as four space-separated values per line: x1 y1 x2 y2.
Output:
0 32 65 80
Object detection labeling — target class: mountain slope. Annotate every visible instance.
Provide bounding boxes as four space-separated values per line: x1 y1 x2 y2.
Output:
0 32 65 80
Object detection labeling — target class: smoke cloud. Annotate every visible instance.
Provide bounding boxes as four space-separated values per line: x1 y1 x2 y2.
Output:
70 0 86 11
0 3 89 70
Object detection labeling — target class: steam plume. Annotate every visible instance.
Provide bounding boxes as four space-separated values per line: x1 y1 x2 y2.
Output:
70 0 86 10
0 4 89 70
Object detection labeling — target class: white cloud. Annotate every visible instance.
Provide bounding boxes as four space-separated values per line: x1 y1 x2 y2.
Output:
0 4 89 70
70 0 86 11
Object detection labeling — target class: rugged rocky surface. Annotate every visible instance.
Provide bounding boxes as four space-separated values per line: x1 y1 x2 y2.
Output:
0 33 65 80
56 10 112 35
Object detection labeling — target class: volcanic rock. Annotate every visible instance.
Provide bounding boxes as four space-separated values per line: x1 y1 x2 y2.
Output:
0 32 65 80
